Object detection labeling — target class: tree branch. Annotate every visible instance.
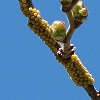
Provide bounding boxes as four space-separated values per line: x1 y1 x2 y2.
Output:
61 11 76 59
64 11 75 47
18 0 100 100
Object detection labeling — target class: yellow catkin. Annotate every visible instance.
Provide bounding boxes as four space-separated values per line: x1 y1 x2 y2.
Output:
22 4 26 8
24 7 28 12
37 15 41 19
57 54 94 88
29 7 33 12
42 19 48 26
21 0 26 4
30 16 35 20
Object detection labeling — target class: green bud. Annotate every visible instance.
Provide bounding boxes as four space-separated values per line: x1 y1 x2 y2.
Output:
80 17 87 22
73 12 81 18
73 1 83 11
73 4 81 12
72 1 88 23
51 20 66 42
79 8 88 16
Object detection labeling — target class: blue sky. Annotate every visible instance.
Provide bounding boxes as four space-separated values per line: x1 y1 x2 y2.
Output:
0 0 100 100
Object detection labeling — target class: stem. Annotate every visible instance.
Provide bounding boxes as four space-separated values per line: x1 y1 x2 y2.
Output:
18 0 100 100
65 11 75 44
84 85 100 100
26 0 34 7
61 11 76 59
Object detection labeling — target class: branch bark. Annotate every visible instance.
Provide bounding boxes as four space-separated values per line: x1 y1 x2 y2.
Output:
84 85 100 100
26 0 34 7
63 11 75 58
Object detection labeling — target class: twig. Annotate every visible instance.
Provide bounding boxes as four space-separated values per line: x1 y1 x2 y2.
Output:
61 11 76 59
84 85 100 100
26 0 34 8
64 11 75 47
18 0 100 100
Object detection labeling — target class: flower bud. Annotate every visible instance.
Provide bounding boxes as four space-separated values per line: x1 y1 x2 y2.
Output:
72 1 88 23
51 21 66 42
79 8 88 16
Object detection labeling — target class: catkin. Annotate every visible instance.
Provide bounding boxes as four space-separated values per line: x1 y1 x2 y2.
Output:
57 54 94 88
19 0 57 54
19 0 94 88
